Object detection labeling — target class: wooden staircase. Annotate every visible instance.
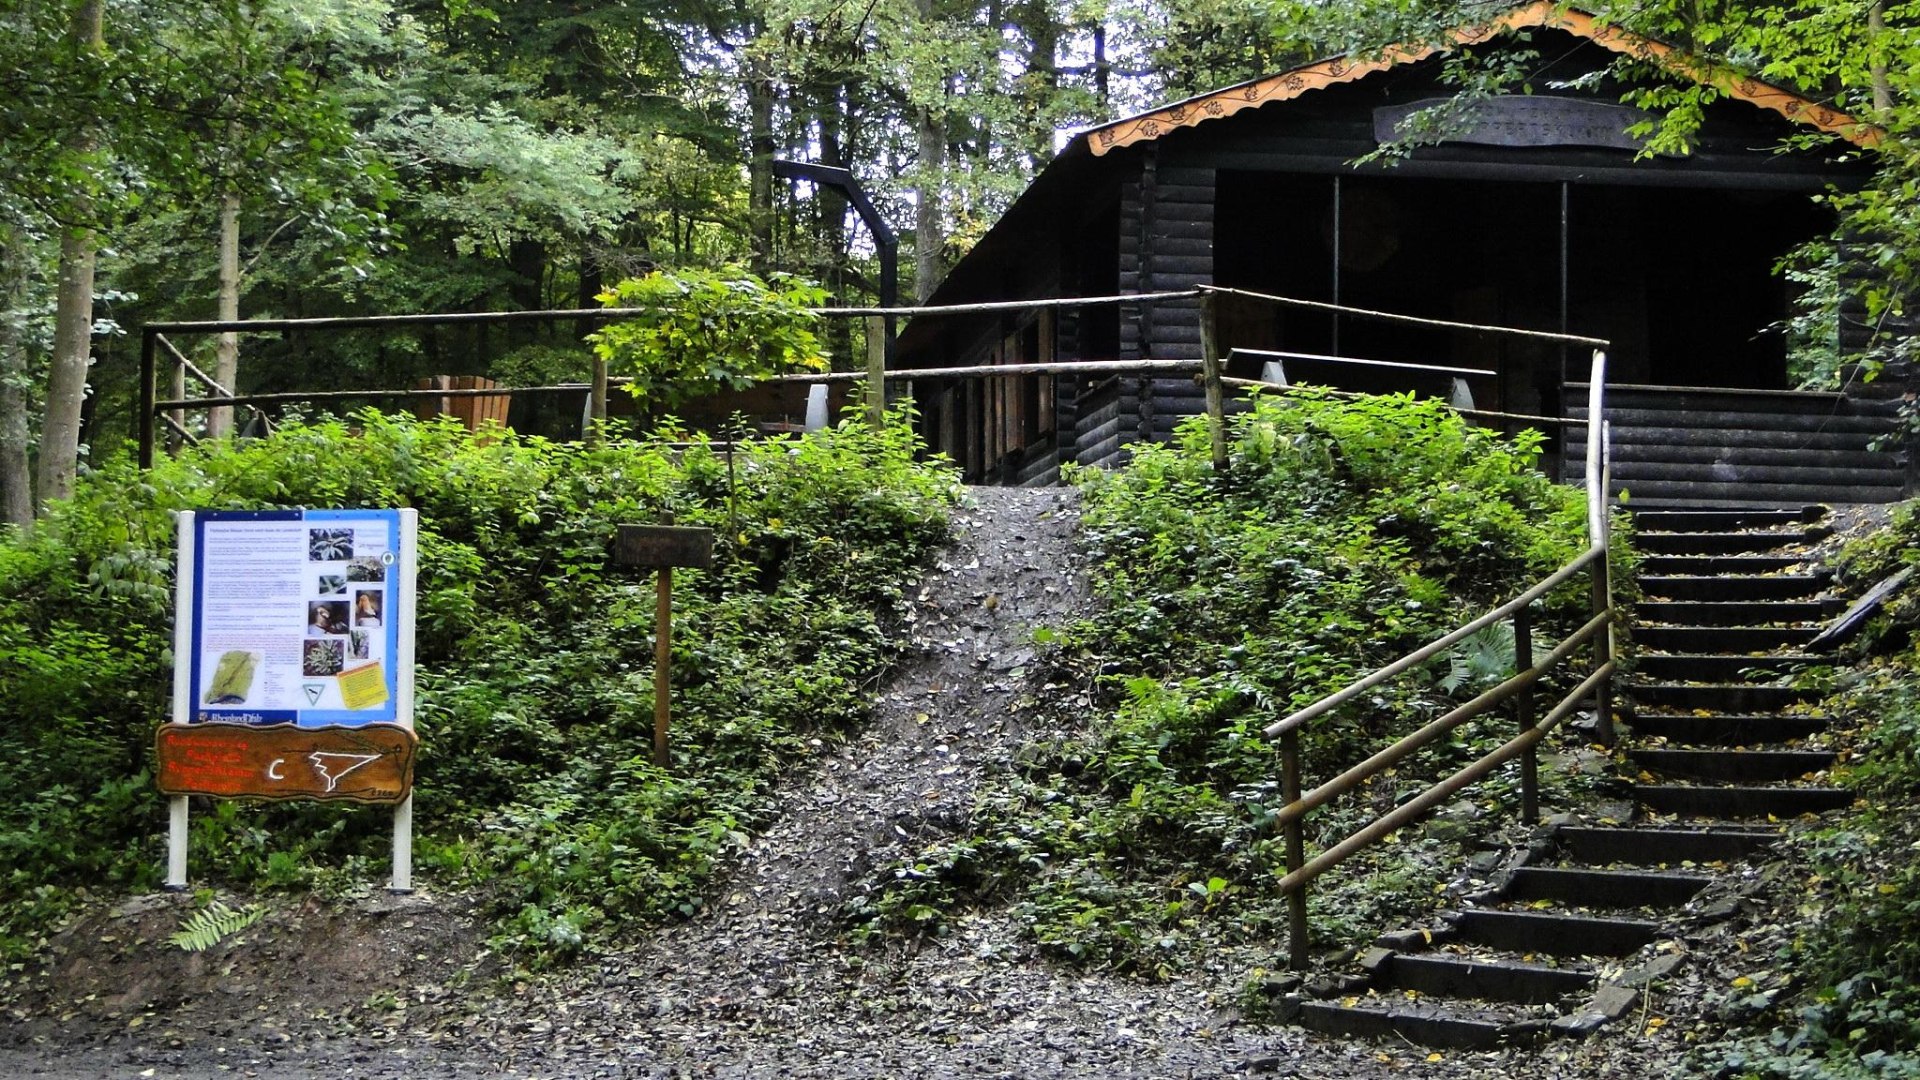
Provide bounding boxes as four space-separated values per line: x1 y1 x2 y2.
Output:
1566 383 1907 505
1281 505 1854 1049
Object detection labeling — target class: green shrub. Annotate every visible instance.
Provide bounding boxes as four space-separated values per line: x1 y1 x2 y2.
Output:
0 409 958 965
852 391 1619 972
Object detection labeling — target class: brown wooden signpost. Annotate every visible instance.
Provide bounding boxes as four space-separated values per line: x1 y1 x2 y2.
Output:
614 524 714 766
157 723 417 805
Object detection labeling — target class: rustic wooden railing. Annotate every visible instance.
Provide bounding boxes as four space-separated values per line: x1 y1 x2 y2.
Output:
1259 348 1615 971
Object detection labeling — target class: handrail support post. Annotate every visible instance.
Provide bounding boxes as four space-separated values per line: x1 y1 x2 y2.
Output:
1281 728 1309 971
1513 604 1538 822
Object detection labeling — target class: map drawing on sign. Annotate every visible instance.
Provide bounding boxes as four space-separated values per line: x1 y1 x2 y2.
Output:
308 751 382 792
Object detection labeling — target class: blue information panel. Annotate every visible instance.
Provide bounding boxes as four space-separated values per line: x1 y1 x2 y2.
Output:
189 509 404 727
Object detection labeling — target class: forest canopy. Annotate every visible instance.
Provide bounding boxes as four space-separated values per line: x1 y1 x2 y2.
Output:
2 0 1916 524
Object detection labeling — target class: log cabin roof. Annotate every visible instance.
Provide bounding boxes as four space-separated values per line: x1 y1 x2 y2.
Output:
1084 2 1879 156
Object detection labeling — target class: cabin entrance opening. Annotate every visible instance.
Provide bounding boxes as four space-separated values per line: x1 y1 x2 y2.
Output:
1213 170 1832 418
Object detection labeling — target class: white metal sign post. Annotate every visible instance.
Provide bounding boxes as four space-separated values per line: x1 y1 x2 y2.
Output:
164 509 419 892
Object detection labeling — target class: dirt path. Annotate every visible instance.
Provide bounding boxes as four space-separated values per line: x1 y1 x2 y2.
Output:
0 487 1697 1079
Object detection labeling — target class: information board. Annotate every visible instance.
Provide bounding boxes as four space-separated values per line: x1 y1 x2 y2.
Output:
188 509 404 726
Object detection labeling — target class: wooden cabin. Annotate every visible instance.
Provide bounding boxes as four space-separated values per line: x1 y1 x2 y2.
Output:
896 2 1910 504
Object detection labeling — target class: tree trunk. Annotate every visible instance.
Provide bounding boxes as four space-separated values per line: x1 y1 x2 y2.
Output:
0 222 33 529
909 0 946 302
35 0 105 511
747 50 777 275
207 189 241 439
913 106 946 303
1869 2 1893 116
37 224 95 508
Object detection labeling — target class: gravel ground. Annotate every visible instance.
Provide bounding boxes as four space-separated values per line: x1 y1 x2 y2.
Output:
0 486 1720 1080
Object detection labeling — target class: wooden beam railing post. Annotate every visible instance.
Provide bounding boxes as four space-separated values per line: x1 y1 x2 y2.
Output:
588 355 608 447
1198 292 1228 473
866 315 886 429
1514 602 1538 823
1281 727 1309 971
138 328 157 469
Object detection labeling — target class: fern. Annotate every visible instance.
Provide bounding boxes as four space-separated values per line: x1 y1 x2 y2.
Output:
167 901 265 953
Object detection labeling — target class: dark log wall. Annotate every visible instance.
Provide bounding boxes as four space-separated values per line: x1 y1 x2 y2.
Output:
1078 148 1218 471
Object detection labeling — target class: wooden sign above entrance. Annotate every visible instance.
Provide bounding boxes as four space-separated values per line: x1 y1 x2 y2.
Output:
614 524 715 570
1374 96 1665 154
156 722 417 805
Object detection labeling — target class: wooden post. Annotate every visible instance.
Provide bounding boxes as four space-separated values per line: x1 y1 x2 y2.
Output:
866 315 886 429
653 566 672 766
1282 727 1309 971
1198 292 1228 473
613 523 714 769
138 329 157 469
1514 604 1538 822
588 355 608 447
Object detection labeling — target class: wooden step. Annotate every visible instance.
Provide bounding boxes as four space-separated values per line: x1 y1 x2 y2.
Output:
1381 953 1594 1005
1633 748 1836 783
1635 530 1828 555
1639 554 1811 576
1633 653 1820 681
1637 575 1830 601
1551 825 1780 865
1452 909 1660 957
1296 1000 1532 1051
1631 683 1820 712
1629 508 1824 532
1635 784 1853 819
1635 600 1837 626
1505 867 1709 908
1626 712 1830 746
1631 625 1820 652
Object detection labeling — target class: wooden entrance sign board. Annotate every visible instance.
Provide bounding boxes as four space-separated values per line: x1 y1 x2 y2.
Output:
157 723 417 805
614 525 715 569
613 524 715 766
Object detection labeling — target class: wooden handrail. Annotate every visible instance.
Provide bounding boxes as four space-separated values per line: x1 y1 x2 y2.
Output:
1264 546 1603 739
1271 608 1612 829
1276 660 1616 896
1264 347 1612 970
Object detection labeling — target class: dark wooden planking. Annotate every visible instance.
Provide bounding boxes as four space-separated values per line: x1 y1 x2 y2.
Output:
1589 444 1898 469
1569 426 1889 453
1607 461 1904 486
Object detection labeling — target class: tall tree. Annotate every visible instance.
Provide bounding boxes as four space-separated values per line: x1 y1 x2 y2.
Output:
34 0 106 511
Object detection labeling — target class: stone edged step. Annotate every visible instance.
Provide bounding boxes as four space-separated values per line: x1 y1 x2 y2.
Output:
1627 712 1831 746
1552 825 1780 865
1633 653 1819 681
1631 683 1819 712
1379 953 1594 1005
1505 867 1709 908
1633 748 1836 783
1639 555 1809 577
1635 530 1829 555
1638 575 1830 601
1295 1000 1539 1051
1635 784 1854 819
1632 625 1819 652
1453 909 1659 957
1635 600 1836 626
1630 507 1824 533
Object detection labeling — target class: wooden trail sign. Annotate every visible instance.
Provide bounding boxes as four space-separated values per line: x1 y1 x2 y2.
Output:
614 523 714 766
157 723 417 805
614 525 714 569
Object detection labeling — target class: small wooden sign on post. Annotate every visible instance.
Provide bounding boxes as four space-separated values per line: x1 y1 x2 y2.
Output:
614 524 715 766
